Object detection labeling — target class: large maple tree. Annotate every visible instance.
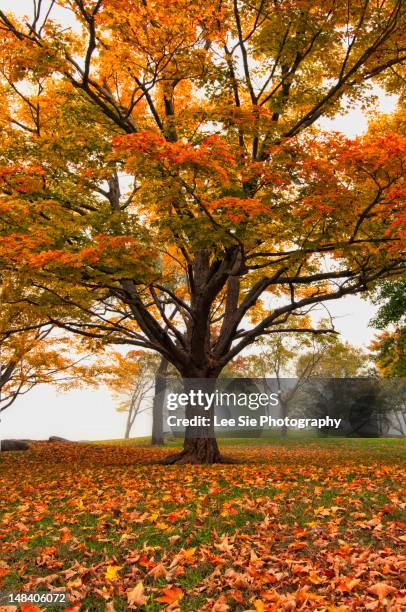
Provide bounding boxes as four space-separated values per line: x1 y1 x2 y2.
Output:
0 0 405 462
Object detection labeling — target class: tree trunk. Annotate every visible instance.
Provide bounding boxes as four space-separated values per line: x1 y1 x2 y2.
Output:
151 357 168 446
163 423 225 464
124 408 132 439
164 435 223 464
162 377 234 464
280 398 289 437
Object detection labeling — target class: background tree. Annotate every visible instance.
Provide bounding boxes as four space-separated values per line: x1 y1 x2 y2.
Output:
0 0 405 462
296 340 369 378
231 327 369 434
368 280 406 435
371 329 406 377
151 356 170 446
104 350 158 439
102 350 174 443
294 339 374 435
370 281 406 376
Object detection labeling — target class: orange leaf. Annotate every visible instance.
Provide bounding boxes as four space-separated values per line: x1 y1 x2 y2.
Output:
138 555 155 569
156 586 184 604
288 541 307 550
59 527 70 544
367 582 397 600
337 578 360 592
260 590 280 603
230 589 244 604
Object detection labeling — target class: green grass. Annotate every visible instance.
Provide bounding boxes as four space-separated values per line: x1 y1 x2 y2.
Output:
95 433 405 445
0 437 404 611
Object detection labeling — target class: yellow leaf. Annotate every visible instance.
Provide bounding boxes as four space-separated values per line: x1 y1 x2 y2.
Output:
308 571 324 585
155 521 169 530
105 565 123 581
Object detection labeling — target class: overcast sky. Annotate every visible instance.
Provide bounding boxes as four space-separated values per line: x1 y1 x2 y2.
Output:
0 0 399 440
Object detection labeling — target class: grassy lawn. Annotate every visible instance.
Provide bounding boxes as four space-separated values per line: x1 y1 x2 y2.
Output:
0 438 404 610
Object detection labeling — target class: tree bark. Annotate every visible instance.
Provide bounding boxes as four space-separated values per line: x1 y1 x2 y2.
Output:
162 376 235 464
280 398 289 437
124 411 132 439
164 435 223 464
151 357 168 445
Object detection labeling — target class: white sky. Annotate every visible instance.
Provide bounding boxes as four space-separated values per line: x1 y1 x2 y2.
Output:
0 0 399 440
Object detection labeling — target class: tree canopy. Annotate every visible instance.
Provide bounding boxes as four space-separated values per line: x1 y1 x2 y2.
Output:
0 0 405 461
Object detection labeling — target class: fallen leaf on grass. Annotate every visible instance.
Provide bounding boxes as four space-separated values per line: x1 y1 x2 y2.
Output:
211 594 229 611
260 590 280 603
127 581 147 607
105 565 123 581
230 589 244 604
156 587 184 604
367 581 397 600
59 527 70 544
138 555 155 569
336 577 360 592
288 541 307 551
215 534 234 555
148 562 168 579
